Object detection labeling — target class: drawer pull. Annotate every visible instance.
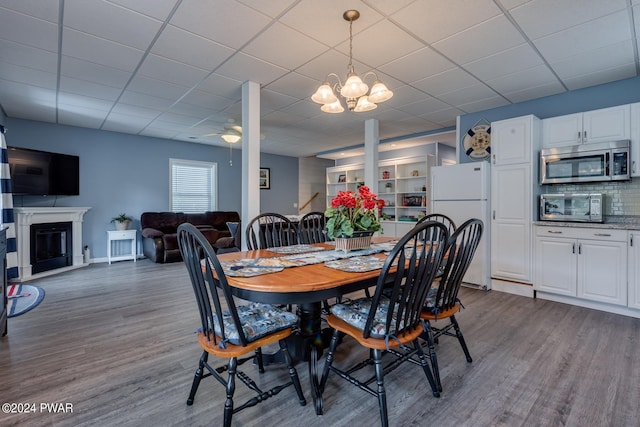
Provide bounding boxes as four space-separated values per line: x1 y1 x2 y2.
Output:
547 230 563 234
593 233 611 237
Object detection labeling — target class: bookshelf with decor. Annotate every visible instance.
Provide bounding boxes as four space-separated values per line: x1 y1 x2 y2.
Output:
326 163 365 207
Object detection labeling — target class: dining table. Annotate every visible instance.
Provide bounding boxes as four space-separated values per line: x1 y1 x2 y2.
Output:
215 237 399 415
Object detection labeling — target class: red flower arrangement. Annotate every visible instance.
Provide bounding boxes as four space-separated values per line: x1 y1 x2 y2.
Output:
325 185 385 239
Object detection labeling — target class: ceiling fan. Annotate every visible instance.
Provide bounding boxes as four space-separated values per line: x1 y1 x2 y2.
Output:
203 119 265 144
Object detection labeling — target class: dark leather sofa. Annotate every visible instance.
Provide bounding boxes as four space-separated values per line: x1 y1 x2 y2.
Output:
141 211 240 263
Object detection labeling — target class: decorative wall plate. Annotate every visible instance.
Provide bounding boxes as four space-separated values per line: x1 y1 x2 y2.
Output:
463 124 491 159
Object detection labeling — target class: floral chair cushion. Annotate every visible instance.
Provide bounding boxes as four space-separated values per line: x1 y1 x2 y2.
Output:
211 302 298 345
331 296 405 338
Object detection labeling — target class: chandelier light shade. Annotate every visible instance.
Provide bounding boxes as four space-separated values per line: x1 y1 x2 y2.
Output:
311 9 393 113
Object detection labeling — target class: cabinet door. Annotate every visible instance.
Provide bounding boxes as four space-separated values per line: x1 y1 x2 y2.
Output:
582 104 630 144
491 164 532 282
492 116 532 165
542 113 582 148
631 103 640 177
628 233 640 309
577 239 627 306
535 237 577 296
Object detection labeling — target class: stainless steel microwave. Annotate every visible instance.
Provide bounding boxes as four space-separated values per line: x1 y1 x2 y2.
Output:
540 193 603 223
540 140 630 185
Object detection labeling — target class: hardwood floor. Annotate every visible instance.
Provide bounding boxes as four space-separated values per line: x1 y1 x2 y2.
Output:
1 260 639 426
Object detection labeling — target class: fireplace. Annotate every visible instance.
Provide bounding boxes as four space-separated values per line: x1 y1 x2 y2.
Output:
13 207 90 281
30 222 73 274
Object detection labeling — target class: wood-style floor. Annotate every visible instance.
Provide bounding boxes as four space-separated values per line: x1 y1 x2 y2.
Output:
1 260 639 427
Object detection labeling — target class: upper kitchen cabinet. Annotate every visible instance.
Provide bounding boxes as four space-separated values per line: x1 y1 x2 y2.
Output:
542 104 630 148
491 115 535 165
630 103 640 177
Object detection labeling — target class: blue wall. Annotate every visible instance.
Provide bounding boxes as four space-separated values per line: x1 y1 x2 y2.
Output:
458 75 640 163
5 118 299 259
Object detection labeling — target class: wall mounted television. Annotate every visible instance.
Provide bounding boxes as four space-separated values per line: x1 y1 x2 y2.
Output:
6 146 80 196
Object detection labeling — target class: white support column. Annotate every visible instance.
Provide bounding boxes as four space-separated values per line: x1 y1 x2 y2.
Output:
364 118 379 191
241 81 261 251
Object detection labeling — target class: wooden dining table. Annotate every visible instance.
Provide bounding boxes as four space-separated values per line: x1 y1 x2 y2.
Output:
215 237 397 415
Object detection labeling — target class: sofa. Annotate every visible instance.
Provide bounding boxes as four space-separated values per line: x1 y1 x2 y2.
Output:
141 211 240 263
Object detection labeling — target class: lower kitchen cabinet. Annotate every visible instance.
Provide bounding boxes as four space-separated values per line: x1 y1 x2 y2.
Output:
535 226 627 306
628 232 640 309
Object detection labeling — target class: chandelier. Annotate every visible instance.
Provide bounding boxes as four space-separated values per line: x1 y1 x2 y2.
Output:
311 10 393 113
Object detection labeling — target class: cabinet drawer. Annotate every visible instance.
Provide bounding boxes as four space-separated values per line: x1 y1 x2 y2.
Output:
535 226 626 242
110 231 136 240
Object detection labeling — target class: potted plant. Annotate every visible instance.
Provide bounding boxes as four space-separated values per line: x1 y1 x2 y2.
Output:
111 213 133 231
325 186 385 252
385 182 393 193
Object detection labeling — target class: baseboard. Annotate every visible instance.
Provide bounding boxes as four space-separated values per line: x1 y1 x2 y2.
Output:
491 278 534 298
536 291 640 319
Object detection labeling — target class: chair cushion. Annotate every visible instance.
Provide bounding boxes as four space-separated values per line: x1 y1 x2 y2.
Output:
331 296 403 338
213 302 298 345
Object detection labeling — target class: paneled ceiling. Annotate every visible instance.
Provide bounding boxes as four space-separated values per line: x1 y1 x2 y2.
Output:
0 0 639 159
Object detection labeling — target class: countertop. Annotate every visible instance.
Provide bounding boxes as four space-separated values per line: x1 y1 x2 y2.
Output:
534 215 640 230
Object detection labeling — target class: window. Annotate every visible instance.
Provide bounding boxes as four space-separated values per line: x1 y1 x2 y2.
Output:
170 159 217 213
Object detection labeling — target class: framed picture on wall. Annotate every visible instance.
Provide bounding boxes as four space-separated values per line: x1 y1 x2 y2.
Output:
260 167 270 189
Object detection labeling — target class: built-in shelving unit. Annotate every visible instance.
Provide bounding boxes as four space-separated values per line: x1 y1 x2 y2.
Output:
326 155 435 237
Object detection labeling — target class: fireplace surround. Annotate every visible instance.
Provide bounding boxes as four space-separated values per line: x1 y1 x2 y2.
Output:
14 207 90 281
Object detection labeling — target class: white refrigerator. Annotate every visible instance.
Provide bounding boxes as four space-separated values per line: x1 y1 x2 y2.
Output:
431 162 491 290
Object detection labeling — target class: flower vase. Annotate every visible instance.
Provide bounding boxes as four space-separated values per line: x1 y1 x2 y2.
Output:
334 231 374 252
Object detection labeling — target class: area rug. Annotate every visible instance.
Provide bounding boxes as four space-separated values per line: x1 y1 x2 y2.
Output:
7 284 45 318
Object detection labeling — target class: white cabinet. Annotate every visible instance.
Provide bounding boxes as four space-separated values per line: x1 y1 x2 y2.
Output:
542 105 630 148
630 103 640 177
326 164 364 206
491 115 540 285
628 232 640 309
534 226 627 306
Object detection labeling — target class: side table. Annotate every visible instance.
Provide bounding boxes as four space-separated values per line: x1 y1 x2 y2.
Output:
107 230 137 264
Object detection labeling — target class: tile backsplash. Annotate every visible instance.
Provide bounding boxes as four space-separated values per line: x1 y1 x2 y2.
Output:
543 179 640 216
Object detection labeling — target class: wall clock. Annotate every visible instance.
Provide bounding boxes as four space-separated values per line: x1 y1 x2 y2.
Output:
463 123 491 160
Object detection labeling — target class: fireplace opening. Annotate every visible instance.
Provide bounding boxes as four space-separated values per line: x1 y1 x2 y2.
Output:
30 222 73 274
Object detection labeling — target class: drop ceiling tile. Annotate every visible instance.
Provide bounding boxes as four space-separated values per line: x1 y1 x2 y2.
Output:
280 1 384 48
563 63 637 91
127 75 190 100
119 90 175 109
60 76 123 101
0 7 58 51
137 54 209 87
61 56 132 88
432 15 525 65
0 39 57 72
502 81 566 103
486 65 559 94
380 47 456 84
438 84 500 107
58 91 115 110
391 0 502 44
0 1 59 22
215 52 288 85
168 102 217 120
337 19 424 69
534 10 632 63
633 5 640 37
151 25 235 71
412 68 480 97
170 0 270 49
0 62 57 89
420 107 465 126
62 27 144 72
464 43 544 81
381 85 431 109
110 103 163 120
456 95 510 113
0 80 56 104
237 0 298 18
58 108 108 128
550 40 635 80
266 72 318 102
2 100 56 123
510 0 627 40
139 127 181 139
196 73 242 99
499 0 530 9
295 49 351 81
179 89 235 111
260 88 299 113
397 96 453 116
365 0 416 15
102 115 149 134
275 99 319 119
64 0 162 50
103 0 178 21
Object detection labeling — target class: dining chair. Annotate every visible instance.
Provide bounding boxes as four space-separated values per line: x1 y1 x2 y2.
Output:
420 218 483 392
297 211 327 244
319 221 449 427
177 223 306 427
417 213 456 234
246 213 299 250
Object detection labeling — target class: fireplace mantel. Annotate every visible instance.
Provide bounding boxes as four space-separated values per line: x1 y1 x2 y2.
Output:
14 207 91 281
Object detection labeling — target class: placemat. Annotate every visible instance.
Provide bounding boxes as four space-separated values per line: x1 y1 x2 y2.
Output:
324 255 386 273
267 244 326 255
